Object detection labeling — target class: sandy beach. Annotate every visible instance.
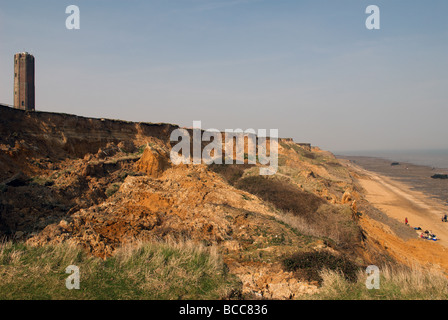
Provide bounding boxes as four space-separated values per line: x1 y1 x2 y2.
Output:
338 156 448 271
340 157 448 246
340 156 448 203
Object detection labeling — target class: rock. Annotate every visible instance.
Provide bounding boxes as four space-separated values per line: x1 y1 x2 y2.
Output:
117 141 136 153
351 199 359 221
341 191 352 204
312 239 327 249
303 170 316 179
97 142 120 159
134 146 171 178
59 220 70 230
431 174 448 180
82 162 105 177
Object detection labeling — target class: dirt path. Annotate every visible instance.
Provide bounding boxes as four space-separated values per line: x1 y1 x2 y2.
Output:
346 161 448 248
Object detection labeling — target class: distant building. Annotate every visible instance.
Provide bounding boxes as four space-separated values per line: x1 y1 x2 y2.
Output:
14 52 35 111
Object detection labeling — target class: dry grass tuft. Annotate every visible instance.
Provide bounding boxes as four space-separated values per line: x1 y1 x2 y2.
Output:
313 263 448 300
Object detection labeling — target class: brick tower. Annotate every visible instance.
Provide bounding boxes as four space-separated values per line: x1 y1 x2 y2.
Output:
14 52 35 111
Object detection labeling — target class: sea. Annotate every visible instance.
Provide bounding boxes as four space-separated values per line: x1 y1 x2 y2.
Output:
334 149 448 170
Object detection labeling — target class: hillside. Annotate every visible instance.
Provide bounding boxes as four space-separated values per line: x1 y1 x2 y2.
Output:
0 104 446 299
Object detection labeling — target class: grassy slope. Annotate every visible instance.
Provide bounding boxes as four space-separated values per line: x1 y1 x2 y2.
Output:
312 265 448 300
0 240 240 300
3 240 447 300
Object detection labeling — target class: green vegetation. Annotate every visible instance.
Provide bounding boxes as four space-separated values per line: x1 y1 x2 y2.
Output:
283 251 360 284
0 241 241 300
234 176 360 247
235 176 323 217
105 183 121 197
137 145 146 155
209 163 255 185
119 171 138 182
104 153 142 165
310 264 448 300
30 176 54 187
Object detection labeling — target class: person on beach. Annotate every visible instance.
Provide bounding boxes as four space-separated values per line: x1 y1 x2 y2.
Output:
405 217 409 225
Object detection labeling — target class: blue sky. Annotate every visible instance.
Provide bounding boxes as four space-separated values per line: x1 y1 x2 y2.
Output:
1 0 447 152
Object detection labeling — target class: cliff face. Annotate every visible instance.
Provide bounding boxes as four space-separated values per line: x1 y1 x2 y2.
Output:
0 105 182 244
0 104 177 177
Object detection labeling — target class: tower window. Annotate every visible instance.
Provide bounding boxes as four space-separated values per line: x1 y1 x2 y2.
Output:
15 73 17 78
22 101 24 106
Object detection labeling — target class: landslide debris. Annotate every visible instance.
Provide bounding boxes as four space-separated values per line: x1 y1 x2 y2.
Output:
134 144 171 178
23 138 376 298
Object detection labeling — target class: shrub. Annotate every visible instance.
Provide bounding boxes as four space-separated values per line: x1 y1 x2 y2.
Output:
137 145 146 155
31 176 54 187
235 176 362 248
235 176 324 219
283 251 360 284
209 164 254 185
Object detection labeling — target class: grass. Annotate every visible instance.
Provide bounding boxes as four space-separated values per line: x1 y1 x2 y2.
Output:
209 163 255 185
30 176 54 187
235 176 324 217
137 145 146 155
105 183 121 197
234 176 361 248
311 264 448 300
277 205 360 247
0 240 241 300
119 171 138 182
